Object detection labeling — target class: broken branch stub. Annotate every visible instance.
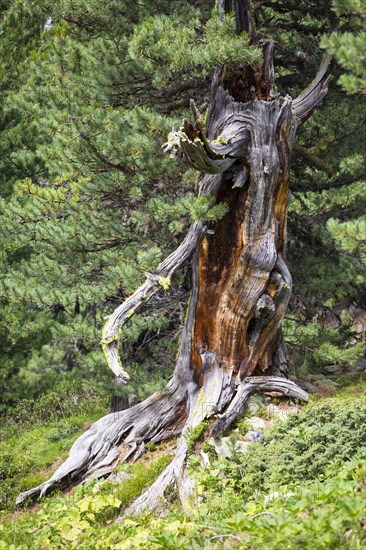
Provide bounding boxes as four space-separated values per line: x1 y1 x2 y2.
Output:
292 53 332 123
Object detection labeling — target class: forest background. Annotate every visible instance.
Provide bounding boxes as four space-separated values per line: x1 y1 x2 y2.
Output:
1 0 365 413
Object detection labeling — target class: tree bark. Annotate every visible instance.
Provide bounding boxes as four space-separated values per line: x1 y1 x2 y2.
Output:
17 4 330 510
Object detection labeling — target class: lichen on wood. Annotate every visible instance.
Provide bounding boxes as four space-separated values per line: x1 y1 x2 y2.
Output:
18 1 331 512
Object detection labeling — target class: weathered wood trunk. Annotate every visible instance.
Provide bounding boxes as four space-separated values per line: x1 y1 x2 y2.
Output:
191 89 295 387
17 3 331 511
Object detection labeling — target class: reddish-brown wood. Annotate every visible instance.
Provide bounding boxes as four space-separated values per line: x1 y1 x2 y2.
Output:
18 2 330 511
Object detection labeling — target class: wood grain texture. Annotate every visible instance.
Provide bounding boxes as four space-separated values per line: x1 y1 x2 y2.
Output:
101 221 206 380
18 1 330 510
292 53 332 123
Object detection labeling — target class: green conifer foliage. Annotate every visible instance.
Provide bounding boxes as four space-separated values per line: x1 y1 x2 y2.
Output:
321 0 366 93
0 0 365 412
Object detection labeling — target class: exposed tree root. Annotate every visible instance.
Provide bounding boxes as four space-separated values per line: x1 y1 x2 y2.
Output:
16 383 187 505
124 376 308 517
17 374 307 511
17 2 328 515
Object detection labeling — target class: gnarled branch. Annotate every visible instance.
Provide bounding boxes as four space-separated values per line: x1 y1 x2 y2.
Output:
292 53 332 124
102 221 207 380
162 99 245 175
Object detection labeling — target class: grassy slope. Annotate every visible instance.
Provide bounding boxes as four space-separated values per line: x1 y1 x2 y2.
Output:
0 384 108 511
0 372 365 549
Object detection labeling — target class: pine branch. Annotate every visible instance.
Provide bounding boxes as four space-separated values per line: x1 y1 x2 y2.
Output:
292 175 363 193
79 132 134 174
293 143 334 177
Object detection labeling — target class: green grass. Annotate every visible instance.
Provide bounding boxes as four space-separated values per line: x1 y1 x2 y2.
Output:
0 384 107 512
0 372 365 549
0 456 173 550
329 369 366 394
